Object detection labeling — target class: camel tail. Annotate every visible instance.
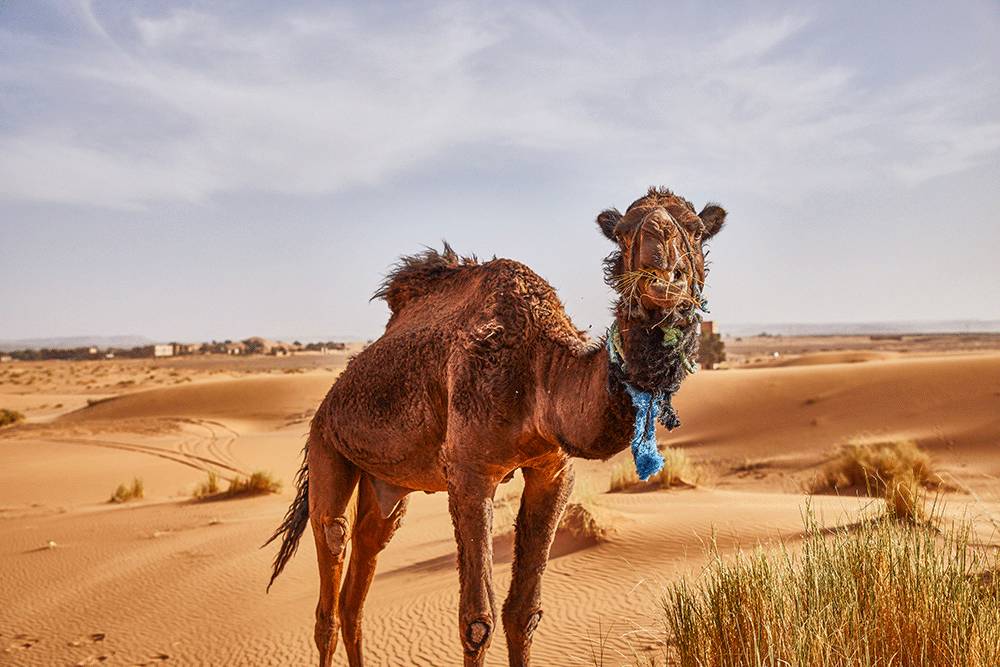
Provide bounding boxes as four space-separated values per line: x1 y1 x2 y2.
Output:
263 446 310 592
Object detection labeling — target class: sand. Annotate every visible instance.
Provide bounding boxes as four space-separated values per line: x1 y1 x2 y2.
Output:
1 343 998 665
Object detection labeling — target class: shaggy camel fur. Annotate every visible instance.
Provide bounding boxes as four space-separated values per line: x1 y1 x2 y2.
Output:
266 187 727 666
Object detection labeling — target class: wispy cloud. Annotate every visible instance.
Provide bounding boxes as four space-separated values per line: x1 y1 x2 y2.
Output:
0 2 997 210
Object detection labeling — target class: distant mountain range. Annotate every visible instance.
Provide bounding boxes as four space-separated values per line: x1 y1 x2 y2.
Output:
719 320 1000 337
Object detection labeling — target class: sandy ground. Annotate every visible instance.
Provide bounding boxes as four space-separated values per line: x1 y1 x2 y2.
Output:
1 341 999 666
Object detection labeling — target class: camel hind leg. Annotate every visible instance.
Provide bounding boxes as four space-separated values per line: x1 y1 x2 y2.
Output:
339 475 410 666
309 441 360 667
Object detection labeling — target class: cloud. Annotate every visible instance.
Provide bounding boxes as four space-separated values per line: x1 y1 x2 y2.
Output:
0 2 997 209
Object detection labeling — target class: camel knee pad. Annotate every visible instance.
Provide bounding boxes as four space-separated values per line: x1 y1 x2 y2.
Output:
323 516 350 557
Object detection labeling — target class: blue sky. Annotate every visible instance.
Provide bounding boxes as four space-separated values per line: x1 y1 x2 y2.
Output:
2 1 999 341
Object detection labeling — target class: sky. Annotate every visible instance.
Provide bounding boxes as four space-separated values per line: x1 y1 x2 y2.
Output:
2 0 999 342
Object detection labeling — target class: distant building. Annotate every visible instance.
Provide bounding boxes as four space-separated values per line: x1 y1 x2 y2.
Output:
153 344 174 357
698 320 726 370
0 355 12 363
224 342 246 355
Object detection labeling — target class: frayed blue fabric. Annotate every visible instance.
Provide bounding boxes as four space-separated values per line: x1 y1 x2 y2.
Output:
622 383 665 480
606 327 665 481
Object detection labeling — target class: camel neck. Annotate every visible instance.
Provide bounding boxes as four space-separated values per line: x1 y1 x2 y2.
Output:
536 338 633 461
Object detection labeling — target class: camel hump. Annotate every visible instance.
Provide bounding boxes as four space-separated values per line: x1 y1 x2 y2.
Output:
372 242 481 314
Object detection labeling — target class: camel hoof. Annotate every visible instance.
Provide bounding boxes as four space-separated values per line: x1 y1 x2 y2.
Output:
464 620 492 652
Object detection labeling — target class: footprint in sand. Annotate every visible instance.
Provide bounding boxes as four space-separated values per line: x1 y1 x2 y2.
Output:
135 653 170 665
67 632 106 647
4 633 40 652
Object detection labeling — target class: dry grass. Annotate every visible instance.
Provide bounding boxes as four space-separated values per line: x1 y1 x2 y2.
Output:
224 471 282 497
193 471 221 499
0 408 25 428
811 439 940 493
811 440 946 524
109 477 144 503
661 507 1000 667
194 470 281 501
609 447 698 492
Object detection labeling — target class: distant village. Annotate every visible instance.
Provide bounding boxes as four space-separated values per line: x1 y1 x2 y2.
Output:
2 325 726 368
1 337 349 362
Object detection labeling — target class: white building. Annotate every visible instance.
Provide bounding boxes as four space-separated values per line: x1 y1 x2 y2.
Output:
153 344 174 357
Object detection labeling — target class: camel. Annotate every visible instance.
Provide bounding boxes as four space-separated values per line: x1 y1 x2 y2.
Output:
265 186 727 666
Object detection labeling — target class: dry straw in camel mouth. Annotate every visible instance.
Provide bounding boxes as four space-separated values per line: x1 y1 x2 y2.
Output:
611 267 703 319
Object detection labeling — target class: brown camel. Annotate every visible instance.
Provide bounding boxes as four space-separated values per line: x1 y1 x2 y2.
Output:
265 186 727 666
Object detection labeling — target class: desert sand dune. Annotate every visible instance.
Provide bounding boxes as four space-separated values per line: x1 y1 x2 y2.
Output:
743 349 900 367
670 352 1000 492
2 350 999 665
61 373 338 424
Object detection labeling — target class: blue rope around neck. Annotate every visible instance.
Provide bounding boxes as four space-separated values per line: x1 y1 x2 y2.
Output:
606 327 665 481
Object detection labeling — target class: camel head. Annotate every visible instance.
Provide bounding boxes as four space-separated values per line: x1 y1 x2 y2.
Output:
598 187 726 321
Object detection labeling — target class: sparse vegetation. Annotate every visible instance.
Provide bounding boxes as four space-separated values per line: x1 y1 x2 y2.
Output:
225 471 282 497
883 471 930 524
661 508 1000 667
193 471 221 498
109 477 144 503
196 471 282 500
811 439 939 494
811 439 946 522
609 447 698 492
0 408 25 428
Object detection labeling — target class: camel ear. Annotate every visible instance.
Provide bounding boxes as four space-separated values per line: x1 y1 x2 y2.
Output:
596 208 622 241
698 204 727 239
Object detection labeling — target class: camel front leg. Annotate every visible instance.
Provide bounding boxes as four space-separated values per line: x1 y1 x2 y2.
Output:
447 472 498 666
502 463 574 666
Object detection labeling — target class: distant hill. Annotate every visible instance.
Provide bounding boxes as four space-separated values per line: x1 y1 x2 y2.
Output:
720 320 1000 337
0 335 153 352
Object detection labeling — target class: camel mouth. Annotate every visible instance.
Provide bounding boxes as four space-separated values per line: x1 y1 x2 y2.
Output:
614 269 700 316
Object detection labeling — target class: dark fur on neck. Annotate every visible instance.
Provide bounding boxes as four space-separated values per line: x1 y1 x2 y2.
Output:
609 308 700 430
615 311 698 392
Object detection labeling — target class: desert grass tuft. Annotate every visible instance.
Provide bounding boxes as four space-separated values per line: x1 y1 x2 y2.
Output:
110 477 144 503
0 408 25 428
811 439 940 494
661 507 1000 667
193 471 221 499
812 439 946 523
225 470 282 497
609 447 698 492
